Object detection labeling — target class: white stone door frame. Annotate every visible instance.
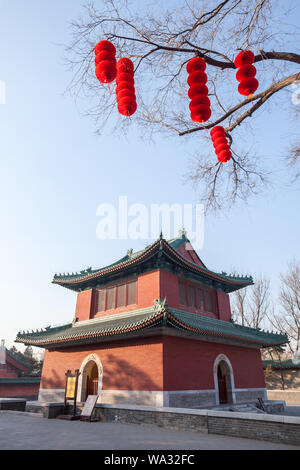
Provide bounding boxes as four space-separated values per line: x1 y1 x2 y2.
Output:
213 353 236 405
77 353 103 403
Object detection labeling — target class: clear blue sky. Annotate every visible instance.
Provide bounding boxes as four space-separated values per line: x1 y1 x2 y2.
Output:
0 1 299 349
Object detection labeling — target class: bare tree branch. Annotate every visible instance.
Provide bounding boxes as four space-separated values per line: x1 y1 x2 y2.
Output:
64 0 300 211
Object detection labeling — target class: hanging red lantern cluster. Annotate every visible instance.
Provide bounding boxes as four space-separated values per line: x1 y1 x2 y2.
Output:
94 40 117 84
187 57 211 123
210 126 232 163
234 50 259 98
115 58 137 116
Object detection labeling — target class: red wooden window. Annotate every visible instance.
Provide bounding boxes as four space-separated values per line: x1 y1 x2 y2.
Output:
116 284 126 308
197 289 205 310
205 291 213 312
187 286 195 307
178 279 217 315
97 289 106 312
179 282 186 305
106 287 116 310
127 281 137 305
96 279 137 313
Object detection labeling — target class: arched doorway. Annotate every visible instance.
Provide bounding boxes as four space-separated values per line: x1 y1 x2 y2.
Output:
77 354 103 403
85 361 99 400
213 354 236 405
217 362 228 404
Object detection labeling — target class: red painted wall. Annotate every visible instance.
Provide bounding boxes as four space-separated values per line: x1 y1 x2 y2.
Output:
160 270 179 308
217 291 231 321
0 383 40 398
75 289 94 322
40 337 164 391
163 336 265 390
77 271 161 322
40 334 265 395
74 269 233 325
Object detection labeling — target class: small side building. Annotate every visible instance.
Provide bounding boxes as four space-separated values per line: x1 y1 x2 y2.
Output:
16 232 288 408
263 359 300 390
0 341 40 400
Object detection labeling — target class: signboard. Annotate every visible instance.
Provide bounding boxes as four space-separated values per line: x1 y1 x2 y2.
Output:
80 395 99 422
64 369 80 417
66 376 77 399
56 369 81 420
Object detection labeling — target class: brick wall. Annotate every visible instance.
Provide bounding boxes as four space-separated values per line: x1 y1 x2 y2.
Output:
93 404 300 446
40 337 164 391
163 336 265 390
0 383 39 399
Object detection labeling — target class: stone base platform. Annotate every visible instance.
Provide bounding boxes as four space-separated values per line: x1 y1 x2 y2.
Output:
0 398 26 412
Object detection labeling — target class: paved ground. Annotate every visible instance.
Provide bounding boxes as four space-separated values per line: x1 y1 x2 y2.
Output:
0 411 299 450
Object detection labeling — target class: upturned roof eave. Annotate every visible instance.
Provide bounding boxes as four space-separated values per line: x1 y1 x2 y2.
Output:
52 239 253 292
15 306 288 350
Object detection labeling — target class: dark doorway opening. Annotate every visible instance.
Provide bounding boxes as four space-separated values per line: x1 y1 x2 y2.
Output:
85 362 98 400
217 363 228 404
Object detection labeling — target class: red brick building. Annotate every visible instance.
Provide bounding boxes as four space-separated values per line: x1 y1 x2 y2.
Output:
16 232 288 407
0 341 40 399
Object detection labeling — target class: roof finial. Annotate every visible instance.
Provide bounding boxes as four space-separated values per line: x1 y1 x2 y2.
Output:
179 228 187 239
160 230 163 240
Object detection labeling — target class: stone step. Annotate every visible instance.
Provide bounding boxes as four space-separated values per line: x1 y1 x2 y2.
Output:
228 405 266 414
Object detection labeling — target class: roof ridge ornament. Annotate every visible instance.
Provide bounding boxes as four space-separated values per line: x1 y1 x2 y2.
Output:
153 298 168 315
179 228 187 239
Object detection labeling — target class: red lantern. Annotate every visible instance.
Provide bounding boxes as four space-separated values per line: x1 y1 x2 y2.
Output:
210 126 224 136
187 71 207 87
234 50 255 68
234 50 258 98
238 77 259 97
186 57 206 74
95 61 117 84
116 72 135 85
94 41 117 84
188 84 209 99
95 40 116 56
191 106 211 123
116 58 137 116
187 57 211 123
210 126 232 163
117 58 134 73
95 50 115 66
236 64 256 82
118 97 137 116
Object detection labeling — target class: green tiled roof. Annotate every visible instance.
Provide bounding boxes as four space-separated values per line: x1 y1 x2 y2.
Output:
16 302 288 350
52 233 253 292
0 377 41 385
262 359 300 369
5 348 31 370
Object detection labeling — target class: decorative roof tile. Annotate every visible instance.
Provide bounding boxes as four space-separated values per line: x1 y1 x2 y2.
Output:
15 301 288 350
52 233 253 292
